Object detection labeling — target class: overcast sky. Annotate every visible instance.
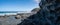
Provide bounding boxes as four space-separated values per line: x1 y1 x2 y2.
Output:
0 0 40 11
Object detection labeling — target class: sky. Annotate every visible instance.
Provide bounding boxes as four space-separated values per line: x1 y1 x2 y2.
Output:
0 0 40 11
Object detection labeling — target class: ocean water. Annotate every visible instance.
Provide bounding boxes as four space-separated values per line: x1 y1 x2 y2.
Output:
0 11 18 15
0 13 17 15
0 11 31 15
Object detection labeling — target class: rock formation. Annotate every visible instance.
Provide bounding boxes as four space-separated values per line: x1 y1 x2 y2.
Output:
31 8 40 14
17 0 60 25
15 8 40 19
31 8 40 12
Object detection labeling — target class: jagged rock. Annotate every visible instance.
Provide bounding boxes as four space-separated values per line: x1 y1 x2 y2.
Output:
17 0 60 25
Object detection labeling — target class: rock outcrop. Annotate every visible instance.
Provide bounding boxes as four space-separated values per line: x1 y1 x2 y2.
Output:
15 8 40 19
31 8 40 14
31 8 40 12
18 0 60 25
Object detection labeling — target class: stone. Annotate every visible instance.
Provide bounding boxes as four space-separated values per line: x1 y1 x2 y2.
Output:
15 15 21 19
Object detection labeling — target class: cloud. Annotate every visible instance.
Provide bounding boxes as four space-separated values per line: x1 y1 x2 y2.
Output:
34 0 41 3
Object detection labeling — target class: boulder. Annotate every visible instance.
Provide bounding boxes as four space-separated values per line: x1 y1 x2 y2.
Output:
15 15 21 19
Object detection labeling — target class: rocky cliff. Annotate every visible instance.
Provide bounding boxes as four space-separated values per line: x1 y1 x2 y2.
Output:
18 0 60 25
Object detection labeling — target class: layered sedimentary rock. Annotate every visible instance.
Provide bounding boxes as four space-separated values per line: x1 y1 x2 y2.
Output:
18 0 60 25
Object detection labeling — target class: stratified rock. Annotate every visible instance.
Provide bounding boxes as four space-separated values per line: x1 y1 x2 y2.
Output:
17 0 60 25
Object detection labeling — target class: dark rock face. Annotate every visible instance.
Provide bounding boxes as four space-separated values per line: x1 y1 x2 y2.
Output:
17 0 60 25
